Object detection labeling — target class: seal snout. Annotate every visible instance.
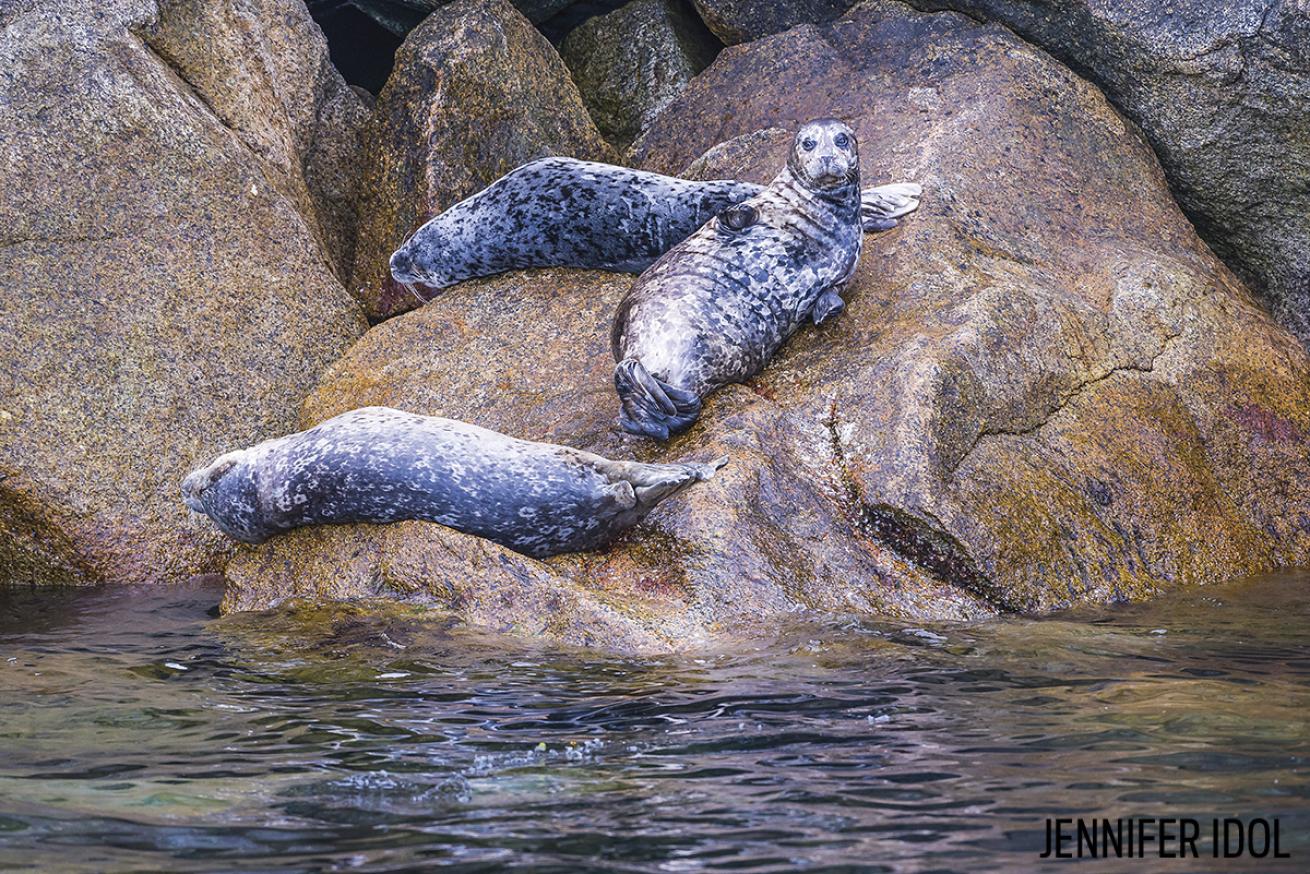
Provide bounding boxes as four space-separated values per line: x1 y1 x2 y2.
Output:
389 239 451 302
389 247 415 279
181 450 244 513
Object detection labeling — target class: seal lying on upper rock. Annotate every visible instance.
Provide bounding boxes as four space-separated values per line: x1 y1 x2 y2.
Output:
611 119 865 440
387 156 919 299
182 407 726 557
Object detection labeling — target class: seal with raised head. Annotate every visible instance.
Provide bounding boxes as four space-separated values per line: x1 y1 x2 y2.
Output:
182 407 726 557
610 119 865 440
387 156 919 299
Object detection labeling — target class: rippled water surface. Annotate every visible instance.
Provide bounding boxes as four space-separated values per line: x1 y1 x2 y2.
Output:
1 574 1307 872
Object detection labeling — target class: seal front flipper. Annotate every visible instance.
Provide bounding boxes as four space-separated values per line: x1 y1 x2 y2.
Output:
861 182 922 232
614 358 702 441
811 289 846 325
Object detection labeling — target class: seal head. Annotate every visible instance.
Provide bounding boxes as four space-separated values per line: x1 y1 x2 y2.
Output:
787 119 860 193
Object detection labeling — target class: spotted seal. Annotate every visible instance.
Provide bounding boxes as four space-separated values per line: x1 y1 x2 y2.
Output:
610 119 864 440
182 407 726 556
387 156 919 299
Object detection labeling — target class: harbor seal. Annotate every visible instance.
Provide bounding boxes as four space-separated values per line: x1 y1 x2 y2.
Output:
182 407 726 557
611 119 864 440
387 156 919 300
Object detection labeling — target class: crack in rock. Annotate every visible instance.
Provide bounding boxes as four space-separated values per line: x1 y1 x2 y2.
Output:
948 329 1183 476
823 400 1021 611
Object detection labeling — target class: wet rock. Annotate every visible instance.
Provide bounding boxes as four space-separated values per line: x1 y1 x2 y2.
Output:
348 0 611 322
145 0 372 280
905 0 1310 346
0 0 367 585
689 0 856 44
222 521 714 653
224 0 1310 650
560 0 720 151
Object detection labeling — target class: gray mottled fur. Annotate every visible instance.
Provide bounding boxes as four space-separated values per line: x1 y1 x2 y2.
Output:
182 407 726 557
388 157 920 298
611 120 866 440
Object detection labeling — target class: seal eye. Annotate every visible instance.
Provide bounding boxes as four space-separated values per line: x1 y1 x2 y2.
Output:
834 132 849 148
802 138 817 152
718 204 758 232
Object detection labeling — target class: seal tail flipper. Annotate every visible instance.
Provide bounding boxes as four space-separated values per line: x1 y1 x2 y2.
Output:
861 182 923 231
632 455 728 508
602 455 728 511
614 357 702 441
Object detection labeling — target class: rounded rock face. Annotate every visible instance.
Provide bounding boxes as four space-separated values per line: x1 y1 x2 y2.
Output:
224 0 1310 652
309 0 579 36
348 0 610 322
560 0 720 151
0 0 368 585
689 0 857 44
905 0 1310 347
145 0 372 281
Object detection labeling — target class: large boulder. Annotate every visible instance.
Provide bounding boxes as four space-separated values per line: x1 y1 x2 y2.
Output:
223 520 716 652
223 1 1310 651
308 1 579 37
560 0 720 151
0 0 367 585
348 0 611 322
689 0 856 44
907 0 1310 346
145 0 372 280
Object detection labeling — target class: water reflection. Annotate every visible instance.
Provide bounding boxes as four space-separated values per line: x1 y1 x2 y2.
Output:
0 574 1307 871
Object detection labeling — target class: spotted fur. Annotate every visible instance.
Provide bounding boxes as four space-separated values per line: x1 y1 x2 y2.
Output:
182 407 726 556
611 120 865 440
388 157 920 298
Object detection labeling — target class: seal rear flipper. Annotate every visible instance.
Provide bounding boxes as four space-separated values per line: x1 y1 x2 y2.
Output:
614 358 702 441
861 182 922 231
811 289 845 325
600 455 728 511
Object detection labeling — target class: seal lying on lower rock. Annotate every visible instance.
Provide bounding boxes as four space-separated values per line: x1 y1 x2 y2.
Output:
182 407 726 557
611 119 865 440
386 156 919 299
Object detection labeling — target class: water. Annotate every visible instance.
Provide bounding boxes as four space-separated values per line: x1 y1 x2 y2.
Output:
1 573 1307 872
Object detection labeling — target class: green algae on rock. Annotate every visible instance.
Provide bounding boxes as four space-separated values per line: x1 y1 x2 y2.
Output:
221 1 1310 650
0 0 367 585
222 520 717 653
348 0 611 322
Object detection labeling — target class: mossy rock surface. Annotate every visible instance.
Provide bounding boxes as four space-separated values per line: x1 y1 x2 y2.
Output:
0 0 367 584
689 0 856 44
560 0 720 151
